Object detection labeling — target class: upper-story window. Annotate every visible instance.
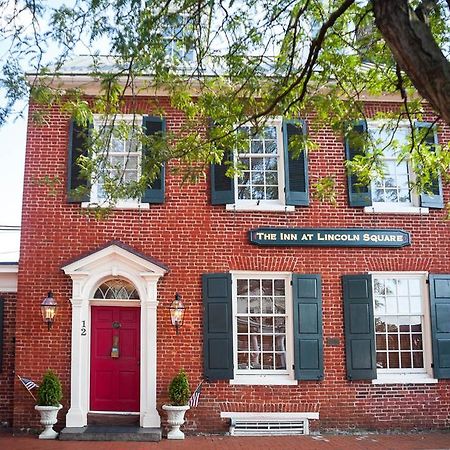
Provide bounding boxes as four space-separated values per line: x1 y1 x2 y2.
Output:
211 118 309 211
90 115 142 208
67 114 166 207
163 15 194 65
345 120 444 213
369 123 414 208
235 122 283 206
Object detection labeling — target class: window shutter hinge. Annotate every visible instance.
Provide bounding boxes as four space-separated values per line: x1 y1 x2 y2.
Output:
431 363 434 368
292 364 295 370
426 279 430 284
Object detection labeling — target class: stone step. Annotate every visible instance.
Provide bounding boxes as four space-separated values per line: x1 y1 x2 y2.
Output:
59 425 162 441
88 413 140 426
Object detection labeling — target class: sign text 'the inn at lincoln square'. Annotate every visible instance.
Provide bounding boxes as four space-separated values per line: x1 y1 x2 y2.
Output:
249 228 410 248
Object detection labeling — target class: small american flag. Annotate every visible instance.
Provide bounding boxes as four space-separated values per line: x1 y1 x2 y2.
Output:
18 375 39 400
188 380 203 408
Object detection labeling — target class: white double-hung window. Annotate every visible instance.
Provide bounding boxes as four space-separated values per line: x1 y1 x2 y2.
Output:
232 272 295 385
229 119 290 211
372 273 435 383
369 123 414 206
89 115 144 208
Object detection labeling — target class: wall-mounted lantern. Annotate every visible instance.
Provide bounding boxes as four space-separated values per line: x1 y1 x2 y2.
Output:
169 293 185 335
41 292 58 330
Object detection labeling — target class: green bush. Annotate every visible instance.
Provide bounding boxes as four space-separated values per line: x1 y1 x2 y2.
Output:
37 370 63 407
168 369 190 406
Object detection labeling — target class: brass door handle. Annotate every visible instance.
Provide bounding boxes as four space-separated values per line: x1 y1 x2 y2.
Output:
111 335 119 358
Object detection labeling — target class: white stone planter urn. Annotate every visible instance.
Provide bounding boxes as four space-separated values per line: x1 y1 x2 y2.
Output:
162 404 190 439
35 404 62 439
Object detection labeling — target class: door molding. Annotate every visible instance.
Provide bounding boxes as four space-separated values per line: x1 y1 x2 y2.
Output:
62 242 168 428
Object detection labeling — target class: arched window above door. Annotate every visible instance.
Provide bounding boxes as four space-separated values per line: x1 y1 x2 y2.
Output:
94 279 140 300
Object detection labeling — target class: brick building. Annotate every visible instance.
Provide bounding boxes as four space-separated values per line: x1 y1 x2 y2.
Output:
5 62 450 437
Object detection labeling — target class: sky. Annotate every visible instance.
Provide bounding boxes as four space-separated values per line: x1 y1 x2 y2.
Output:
0 114 26 261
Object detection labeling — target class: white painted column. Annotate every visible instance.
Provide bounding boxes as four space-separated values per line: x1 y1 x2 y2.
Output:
66 276 90 428
140 276 160 428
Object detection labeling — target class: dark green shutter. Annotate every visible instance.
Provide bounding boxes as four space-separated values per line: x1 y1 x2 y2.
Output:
292 274 323 380
210 151 235 205
142 116 165 204
416 122 444 209
429 274 450 378
202 273 233 380
343 275 377 380
344 121 372 207
283 120 309 206
67 119 92 202
0 298 4 372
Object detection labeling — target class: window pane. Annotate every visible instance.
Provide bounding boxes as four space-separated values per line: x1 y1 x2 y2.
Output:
400 334 411 350
266 186 279 199
262 317 274 333
275 335 286 351
237 297 248 313
412 334 423 350
413 352 424 368
262 297 273 314
237 335 248 351
238 186 251 199
251 140 263 153
401 352 412 368
262 353 274 369
275 353 286 370
376 334 387 350
387 334 399 350
375 318 386 332
238 352 249 369
249 280 260 295
274 298 285 314
237 279 248 295
389 352 400 368
274 279 285 295
262 336 273 351
237 317 248 333
377 352 387 368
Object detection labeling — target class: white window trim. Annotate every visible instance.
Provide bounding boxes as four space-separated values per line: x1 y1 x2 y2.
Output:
82 114 149 210
369 271 437 385
230 117 292 212
365 121 428 215
230 271 296 386
364 205 429 215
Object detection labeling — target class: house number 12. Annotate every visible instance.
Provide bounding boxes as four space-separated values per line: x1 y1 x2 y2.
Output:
81 320 87 336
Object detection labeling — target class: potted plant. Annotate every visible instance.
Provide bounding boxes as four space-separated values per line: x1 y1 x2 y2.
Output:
34 370 63 439
162 369 191 440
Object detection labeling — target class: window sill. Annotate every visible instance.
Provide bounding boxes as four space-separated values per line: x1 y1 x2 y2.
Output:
372 375 438 385
226 203 295 213
81 202 150 210
364 205 429 215
230 375 297 386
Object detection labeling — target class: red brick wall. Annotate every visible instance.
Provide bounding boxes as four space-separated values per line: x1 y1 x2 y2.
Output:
0 292 16 427
15 98 450 431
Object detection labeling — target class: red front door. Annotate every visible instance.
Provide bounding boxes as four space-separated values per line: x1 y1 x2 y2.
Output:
90 306 140 412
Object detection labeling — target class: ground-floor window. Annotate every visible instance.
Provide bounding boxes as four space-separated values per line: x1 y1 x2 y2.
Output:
372 273 433 381
232 273 294 384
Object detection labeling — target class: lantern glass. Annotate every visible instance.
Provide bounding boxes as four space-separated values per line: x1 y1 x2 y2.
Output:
170 294 185 332
41 292 57 329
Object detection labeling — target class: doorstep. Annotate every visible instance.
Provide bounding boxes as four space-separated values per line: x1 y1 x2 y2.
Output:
59 425 162 441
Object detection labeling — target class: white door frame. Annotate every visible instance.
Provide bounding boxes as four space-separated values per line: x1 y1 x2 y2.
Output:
62 243 167 428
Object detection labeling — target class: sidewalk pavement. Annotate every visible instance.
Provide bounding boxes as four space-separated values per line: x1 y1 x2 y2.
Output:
1 431 450 450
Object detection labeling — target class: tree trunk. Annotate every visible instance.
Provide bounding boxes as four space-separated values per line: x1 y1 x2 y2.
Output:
373 0 450 125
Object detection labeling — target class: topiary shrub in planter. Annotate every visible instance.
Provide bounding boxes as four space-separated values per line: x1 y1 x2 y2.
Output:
35 370 63 439
162 369 191 440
